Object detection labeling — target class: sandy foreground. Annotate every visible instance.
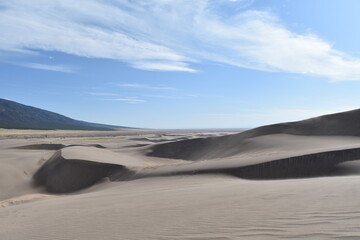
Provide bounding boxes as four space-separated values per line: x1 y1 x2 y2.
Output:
1 129 360 239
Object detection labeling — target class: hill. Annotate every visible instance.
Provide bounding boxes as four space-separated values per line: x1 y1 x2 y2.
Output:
0 98 127 130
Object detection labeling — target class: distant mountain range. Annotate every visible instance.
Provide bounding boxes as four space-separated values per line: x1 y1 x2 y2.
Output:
0 98 129 130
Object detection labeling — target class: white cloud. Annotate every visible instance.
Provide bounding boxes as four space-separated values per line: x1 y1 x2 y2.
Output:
18 62 73 73
1 1 360 79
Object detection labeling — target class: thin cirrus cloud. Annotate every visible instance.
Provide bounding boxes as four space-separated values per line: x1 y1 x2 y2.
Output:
1 0 360 80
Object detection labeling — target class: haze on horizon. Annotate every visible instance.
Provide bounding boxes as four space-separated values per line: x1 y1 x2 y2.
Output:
1 0 360 129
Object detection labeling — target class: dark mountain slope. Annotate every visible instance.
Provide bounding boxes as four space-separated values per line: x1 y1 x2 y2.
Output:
0 98 127 130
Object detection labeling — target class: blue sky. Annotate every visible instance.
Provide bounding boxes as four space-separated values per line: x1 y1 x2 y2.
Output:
1 0 360 129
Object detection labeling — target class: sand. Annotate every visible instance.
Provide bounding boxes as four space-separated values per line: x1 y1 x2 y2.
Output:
1 122 360 239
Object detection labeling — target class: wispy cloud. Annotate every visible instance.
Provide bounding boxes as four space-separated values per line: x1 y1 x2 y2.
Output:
1 1 360 79
86 92 119 96
104 97 146 104
117 83 176 91
17 62 74 73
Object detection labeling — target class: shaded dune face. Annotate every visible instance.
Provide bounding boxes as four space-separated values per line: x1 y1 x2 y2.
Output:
226 148 360 179
14 143 67 150
32 150 131 193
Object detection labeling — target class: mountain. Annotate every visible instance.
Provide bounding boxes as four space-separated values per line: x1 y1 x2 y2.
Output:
0 98 128 130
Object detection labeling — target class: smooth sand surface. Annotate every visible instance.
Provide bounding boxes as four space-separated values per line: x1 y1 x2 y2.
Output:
1 128 360 239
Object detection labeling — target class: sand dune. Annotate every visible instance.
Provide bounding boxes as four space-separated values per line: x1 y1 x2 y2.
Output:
2 109 360 239
142 134 360 179
139 145 360 180
32 146 146 193
28 134 360 194
148 109 360 160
